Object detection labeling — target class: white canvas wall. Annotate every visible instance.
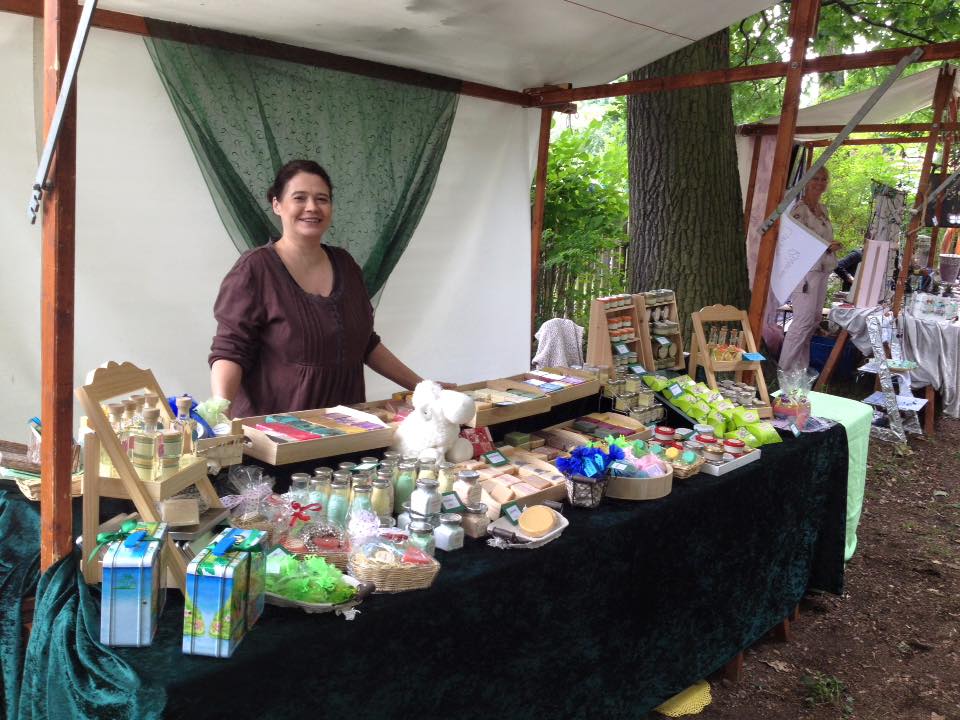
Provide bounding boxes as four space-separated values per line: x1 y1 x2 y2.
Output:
0 12 538 440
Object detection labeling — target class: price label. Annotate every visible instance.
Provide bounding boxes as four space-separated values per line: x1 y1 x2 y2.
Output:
501 501 523 525
654 336 671 346
614 343 630 355
483 450 509 467
667 383 683 398
743 352 765 362
789 422 802 438
629 364 647 375
610 460 630 474
354 462 378 471
441 491 465 512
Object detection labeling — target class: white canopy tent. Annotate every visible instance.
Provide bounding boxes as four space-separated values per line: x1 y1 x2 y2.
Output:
0 0 773 441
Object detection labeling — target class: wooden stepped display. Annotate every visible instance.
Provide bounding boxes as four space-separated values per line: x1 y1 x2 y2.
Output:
586 291 685 373
76 361 224 591
687 305 772 418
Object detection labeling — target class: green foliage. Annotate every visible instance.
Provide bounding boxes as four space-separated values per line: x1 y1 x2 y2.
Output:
817 144 915 253
801 671 853 716
535 113 629 329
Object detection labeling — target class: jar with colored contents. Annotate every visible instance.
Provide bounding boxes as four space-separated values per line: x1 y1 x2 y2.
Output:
654 426 675 444
407 521 436 556
434 514 464 551
410 478 442 516
461 503 491 539
437 461 457 494
394 461 418 514
326 478 350 527
371 474 394 519
453 470 481 506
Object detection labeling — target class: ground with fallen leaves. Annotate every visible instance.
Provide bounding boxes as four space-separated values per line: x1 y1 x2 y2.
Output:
692 413 960 720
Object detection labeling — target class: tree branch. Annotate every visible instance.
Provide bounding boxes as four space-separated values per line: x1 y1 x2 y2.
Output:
822 0 938 44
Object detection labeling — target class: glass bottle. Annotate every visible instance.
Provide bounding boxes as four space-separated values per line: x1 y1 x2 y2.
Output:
156 428 183 477
130 394 146 430
326 477 350 527
171 396 198 454
410 478 442 515
407 520 436 556
396 502 413 531
437 461 456 494
121 399 138 450
310 468 332 509
346 484 374 526
290 473 311 503
129 407 160 481
338 461 357 474
433 513 464 551
453 470 481 506
101 403 125 477
359 456 379 468
382 449 401 465
394 461 418 514
370 475 393 519
143 393 160 411
417 456 438 481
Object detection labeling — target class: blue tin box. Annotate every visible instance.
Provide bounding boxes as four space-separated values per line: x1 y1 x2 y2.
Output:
182 527 266 658
100 521 168 647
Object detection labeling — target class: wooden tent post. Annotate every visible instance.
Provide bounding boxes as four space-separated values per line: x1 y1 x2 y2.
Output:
928 96 958 267
531 107 554 335
39 0 79 572
747 0 821 343
742 136 762 235
893 64 956 316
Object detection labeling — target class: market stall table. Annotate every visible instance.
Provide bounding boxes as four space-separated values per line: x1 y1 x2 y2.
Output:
5 424 847 720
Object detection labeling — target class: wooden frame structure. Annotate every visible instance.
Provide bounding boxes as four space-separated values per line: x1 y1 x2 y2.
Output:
688 304 772 418
16 0 960 569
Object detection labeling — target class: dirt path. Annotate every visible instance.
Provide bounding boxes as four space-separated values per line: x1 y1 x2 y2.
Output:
698 417 960 720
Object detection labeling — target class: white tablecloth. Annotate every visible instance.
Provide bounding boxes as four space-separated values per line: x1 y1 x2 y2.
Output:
829 305 960 418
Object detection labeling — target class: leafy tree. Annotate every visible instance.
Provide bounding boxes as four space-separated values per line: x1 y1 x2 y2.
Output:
535 115 629 331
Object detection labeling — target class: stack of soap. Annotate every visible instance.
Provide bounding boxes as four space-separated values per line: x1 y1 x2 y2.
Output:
504 431 532 448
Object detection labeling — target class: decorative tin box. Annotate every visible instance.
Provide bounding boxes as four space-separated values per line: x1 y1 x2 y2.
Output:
100 521 169 647
183 527 266 658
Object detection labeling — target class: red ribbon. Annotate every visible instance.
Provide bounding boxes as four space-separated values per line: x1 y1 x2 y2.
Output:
288 502 323 526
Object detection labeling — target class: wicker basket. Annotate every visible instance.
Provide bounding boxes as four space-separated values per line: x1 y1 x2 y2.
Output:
671 456 705 479
230 516 278 544
348 552 440 593
280 533 350 571
564 474 607 509
605 467 673 501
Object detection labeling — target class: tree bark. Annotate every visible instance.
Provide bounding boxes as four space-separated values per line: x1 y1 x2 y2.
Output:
627 30 750 339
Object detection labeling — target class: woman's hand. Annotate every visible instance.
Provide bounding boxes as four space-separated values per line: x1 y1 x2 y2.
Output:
828 241 842 253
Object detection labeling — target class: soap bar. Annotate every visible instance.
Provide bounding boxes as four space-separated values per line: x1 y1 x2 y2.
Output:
490 483 516 504
161 498 199 527
532 446 560 461
504 431 531 447
495 474 522 487
518 505 557 538
512 482 539 496
523 475 553 491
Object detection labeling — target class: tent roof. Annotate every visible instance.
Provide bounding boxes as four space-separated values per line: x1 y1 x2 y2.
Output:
99 0 775 91
755 64 959 141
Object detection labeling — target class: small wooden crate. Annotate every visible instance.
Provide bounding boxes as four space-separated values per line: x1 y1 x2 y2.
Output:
238 408 395 465
508 366 601 406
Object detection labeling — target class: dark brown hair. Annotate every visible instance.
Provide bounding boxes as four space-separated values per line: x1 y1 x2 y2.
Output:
266 160 334 203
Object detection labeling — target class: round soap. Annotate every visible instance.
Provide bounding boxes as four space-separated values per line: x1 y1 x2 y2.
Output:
664 447 681 460
681 451 698 465
518 505 557 538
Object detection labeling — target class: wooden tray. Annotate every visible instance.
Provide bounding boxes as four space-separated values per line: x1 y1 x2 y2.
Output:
455 379 552 427
606 469 673 500
239 407 395 465
698 448 762 476
508 366 601 406
544 412 653 443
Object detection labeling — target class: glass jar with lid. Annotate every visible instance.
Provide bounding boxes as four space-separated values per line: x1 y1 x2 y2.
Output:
308 473 331 510
436 461 457 494
326 477 350 527
604 378 626 399
394 461 418 514
614 392 637 412
433 513 464 551
371 473 394 519
410 478 442 516
453 470 481 506
289 472 311 503
461 503 491 539
407 521 436 556
338 461 357 474
346 484 374 524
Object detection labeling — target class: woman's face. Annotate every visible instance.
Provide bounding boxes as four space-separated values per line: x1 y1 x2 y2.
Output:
806 168 829 201
272 171 333 240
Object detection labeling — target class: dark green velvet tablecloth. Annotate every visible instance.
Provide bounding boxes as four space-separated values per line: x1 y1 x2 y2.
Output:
2 423 847 720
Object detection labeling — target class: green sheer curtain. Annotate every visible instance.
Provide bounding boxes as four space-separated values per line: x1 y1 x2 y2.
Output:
144 36 458 296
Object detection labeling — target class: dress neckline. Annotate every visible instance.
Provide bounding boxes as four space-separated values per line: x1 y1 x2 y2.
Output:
267 241 341 301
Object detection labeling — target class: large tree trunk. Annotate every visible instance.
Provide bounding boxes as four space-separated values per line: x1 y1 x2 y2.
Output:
627 30 749 340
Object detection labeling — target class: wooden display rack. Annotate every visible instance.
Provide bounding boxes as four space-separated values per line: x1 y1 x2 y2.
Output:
76 361 223 591
634 292 685 371
687 305 772 418
586 295 655 371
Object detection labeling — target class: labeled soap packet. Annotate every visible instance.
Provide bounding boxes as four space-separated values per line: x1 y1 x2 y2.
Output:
183 527 267 659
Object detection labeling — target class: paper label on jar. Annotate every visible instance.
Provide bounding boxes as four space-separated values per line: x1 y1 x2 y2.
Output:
501 501 522 525
614 343 630 355
483 450 509 467
441 491 465 512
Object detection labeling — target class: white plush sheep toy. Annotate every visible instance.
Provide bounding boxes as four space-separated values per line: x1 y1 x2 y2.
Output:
393 381 476 463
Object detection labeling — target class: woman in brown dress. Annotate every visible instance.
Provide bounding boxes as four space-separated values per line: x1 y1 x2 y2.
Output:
209 160 426 417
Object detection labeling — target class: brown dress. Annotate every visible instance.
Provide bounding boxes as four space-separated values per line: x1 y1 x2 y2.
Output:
209 243 381 418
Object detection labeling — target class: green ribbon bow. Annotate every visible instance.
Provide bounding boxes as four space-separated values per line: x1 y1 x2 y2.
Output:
196 529 264 576
87 519 160 563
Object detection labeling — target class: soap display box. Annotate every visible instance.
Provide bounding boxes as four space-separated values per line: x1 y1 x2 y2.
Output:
100 522 169 647
508 366 601 406
183 528 267 658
